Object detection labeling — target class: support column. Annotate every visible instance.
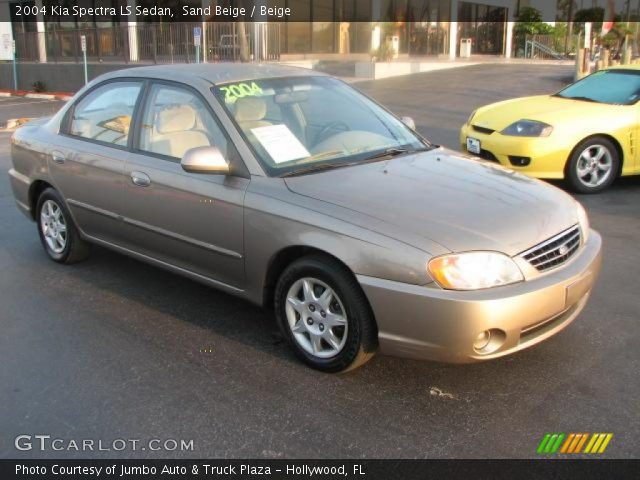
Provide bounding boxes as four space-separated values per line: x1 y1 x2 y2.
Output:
128 0 139 62
449 0 458 60
35 0 47 63
505 21 514 58
449 23 458 60
201 0 207 63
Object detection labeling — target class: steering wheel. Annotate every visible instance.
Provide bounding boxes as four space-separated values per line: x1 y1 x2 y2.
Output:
313 121 349 146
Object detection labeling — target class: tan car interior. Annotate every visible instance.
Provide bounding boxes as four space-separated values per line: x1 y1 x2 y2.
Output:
234 97 273 131
143 104 212 159
72 104 133 146
144 98 274 160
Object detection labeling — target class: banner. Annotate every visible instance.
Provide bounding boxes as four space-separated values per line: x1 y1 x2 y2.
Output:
3 459 640 479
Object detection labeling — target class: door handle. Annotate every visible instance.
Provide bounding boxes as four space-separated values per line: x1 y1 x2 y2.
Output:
51 151 65 164
130 171 151 187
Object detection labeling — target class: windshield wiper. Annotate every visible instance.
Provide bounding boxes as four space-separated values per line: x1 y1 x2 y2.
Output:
359 146 429 162
281 146 432 178
281 161 353 177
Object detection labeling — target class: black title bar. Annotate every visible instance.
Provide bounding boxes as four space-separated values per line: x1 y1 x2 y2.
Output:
3 459 640 480
8 0 623 23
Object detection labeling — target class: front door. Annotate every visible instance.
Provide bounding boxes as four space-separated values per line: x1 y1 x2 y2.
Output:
120 82 249 289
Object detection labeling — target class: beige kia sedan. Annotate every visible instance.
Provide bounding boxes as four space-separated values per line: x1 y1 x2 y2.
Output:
8 64 602 372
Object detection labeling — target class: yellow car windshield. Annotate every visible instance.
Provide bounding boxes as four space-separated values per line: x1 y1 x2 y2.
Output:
555 70 640 105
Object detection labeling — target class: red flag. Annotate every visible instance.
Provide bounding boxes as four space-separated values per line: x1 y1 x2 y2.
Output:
601 0 615 35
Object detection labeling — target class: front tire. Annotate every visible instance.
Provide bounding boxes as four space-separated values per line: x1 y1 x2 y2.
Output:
36 188 89 264
566 137 619 194
274 254 377 373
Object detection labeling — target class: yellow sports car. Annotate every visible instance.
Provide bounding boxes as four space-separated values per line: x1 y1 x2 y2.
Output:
460 66 640 193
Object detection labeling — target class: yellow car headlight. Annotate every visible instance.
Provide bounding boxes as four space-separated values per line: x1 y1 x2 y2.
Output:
576 201 590 243
502 120 553 137
428 252 524 290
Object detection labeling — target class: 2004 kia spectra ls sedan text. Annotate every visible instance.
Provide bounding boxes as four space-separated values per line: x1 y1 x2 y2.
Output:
8 64 602 372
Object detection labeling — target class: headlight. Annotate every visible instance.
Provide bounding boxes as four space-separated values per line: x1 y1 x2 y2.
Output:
428 252 524 290
576 201 590 243
467 110 477 125
501 120 553 137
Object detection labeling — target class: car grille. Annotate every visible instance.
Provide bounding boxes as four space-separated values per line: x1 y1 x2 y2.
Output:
519 226 581 272
472 125 496 135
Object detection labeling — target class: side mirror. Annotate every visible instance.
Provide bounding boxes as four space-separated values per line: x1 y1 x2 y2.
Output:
401 116 416 130
181 146 229 174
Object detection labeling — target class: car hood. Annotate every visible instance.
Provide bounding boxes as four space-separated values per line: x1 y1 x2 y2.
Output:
471 95 618 132
284 149 579 256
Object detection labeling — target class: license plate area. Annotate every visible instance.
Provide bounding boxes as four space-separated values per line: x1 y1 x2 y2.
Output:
466 137 481 155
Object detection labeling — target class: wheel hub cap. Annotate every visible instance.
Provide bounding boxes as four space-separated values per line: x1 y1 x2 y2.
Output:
577 144 613 188
40 200 67 254
285 277 348 359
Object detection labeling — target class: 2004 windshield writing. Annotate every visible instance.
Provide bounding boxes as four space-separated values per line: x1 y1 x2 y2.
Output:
219 82 263 102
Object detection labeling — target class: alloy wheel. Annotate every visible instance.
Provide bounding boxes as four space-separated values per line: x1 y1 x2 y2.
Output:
40 199 67 254
285 277 348 358
576 144 613 188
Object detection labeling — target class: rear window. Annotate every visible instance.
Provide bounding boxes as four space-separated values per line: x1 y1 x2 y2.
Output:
69 81 142 146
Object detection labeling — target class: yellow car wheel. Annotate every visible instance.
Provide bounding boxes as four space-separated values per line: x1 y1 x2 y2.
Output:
566 137 619 194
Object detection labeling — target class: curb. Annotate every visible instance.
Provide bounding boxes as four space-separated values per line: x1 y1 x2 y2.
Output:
0 89 73 101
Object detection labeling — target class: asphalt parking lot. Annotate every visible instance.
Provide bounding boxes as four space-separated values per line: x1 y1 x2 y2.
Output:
0 64 638 459
0 96 64 127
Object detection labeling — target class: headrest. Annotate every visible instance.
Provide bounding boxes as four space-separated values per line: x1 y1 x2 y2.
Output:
157 105 196 134
234 97 267 123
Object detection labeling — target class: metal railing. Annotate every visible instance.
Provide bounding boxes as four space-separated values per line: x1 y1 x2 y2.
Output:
13 23 281 64
525 40 565 60
523 34 576 59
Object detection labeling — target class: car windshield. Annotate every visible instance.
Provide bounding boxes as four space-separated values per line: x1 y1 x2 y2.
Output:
212 76 429 175
555 69 640 105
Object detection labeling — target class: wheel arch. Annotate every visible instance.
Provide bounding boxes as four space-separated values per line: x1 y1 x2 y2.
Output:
262 245 358 310
28 179 55 220
566 133 625 177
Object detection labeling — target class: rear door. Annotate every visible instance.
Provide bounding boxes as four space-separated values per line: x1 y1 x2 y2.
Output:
120 81 249 288
52 80 144 244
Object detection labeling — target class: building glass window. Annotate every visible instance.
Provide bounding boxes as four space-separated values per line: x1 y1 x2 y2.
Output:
406 0 451 56
458 1 507 55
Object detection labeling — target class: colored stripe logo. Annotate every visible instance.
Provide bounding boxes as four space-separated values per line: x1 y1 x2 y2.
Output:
537 433 612 454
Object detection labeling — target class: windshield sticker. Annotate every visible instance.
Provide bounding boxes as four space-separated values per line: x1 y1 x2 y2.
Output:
251 124 310 164
220 82 263 102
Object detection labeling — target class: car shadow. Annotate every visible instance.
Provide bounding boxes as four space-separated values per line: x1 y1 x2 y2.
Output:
58 239 589 388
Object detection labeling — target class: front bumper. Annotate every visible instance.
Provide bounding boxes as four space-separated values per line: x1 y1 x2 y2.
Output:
460 124 569 179
358 230 602 363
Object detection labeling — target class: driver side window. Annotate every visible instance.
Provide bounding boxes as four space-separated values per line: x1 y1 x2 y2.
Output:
138 84 230 160
70 81 142 146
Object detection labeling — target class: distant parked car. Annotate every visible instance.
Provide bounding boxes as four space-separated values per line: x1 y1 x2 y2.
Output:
209 34 249 60
9 64 601 372
461 66 640 193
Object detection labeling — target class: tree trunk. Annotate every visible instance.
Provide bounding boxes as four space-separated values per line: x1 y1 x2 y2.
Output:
237 22 250 62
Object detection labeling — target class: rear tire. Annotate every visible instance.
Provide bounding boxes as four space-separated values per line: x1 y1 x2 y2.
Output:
566 137 619 194
274 254 377 373
36 188 90 264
